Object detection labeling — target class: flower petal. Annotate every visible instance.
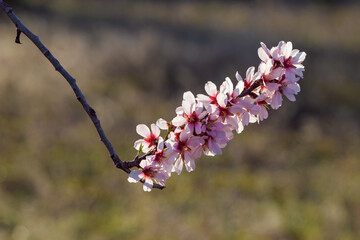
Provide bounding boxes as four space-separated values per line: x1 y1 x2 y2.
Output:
128 170 142 183
134 139 145 150
143 178 153 192
205 81 217 96
173 157 183 175
156 118 168 130
183 91 196 105
151 123 160 137
172 116 187 127
136 124 150 138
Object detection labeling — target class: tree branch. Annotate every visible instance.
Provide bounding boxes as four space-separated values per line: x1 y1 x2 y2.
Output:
0 0 165 189
0 1 265 192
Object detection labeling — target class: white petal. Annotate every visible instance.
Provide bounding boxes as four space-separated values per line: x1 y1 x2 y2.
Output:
143 178 153 192
184 153 196 172
225 77 234 94
205 81 217 96
258 47 269 62
285 70 297 82
182 100 192 115
179 128 193 142
156 118 168 130
242 112 250 126
216 93 227 108
297 52 306 63
128 170 142 183
258 62 266 74
259 106 268 121
284 93 296 102
291 49 299 57
136 124 150 138
172 116 187 127
134 139 145 150
285 41 293 58
151 124 160 137
234 80 244 96
235 71 243 82
196 94 211 105
270 92 283 109
246 66 255 80
270 67 284 80
208 138 222 155
260 42 271 56
235 118 244 134
173 157 183 175
195 122 202 135
183 91 196 105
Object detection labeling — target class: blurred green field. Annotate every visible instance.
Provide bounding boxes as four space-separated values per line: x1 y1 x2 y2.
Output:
1 1 360 239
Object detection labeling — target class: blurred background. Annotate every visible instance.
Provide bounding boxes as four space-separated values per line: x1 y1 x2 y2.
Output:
1 0 360 239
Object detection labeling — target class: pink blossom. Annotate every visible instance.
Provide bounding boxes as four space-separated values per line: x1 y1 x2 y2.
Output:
236 66 257 90
197 81 220 107
269 78 301 109
255 92 271 122
257 60 284 89
166 128 204 174
172 91 207 135
128 41 306 191
277 41 306 82
146 137 174 174
128 159 168 192
202 116 233 156
133 123 161 153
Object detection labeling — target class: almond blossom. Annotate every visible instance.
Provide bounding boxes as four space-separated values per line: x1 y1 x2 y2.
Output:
128 158 168 192
127 41 306 191
172 91 207 135
133 123 161 153
166 128 204 174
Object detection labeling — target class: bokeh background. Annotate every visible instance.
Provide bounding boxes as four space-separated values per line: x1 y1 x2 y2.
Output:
1 0 360 239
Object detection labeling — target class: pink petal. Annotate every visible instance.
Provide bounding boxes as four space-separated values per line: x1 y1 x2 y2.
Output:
173 157 183 175
136 124 150 138
183 91 196 105
246 66 255 80
234 80 244 96
205 81 217 96
182 100 192 115
258 47 269 62
270 91 283 109
179 128 193 142
284 41 293 58
195 121 203 135
143 178 153 192
172 116 187 127
128 170 142 183
216 93 227 108
208 138 222 155
151 123 160 137
156 118 168 130
184 152 196 172
235 71 243 82
260 42 271 56
197 94 211 104
134 139 146 150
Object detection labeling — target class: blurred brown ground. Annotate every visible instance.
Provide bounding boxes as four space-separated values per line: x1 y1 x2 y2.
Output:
0 0 360 239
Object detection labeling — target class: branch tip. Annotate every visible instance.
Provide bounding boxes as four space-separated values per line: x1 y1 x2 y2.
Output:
15 29 21 44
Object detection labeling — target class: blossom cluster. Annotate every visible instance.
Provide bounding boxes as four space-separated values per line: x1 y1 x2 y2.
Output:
128 41 306 191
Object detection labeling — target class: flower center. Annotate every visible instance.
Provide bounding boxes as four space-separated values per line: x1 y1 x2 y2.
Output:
143 167 156 178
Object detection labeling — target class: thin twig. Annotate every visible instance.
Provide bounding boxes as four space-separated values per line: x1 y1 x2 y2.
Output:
0 0 167 189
